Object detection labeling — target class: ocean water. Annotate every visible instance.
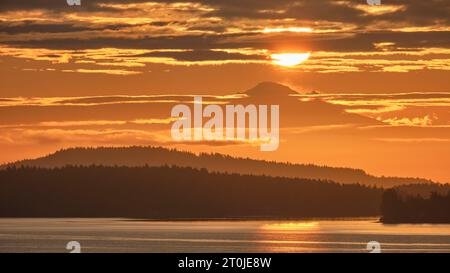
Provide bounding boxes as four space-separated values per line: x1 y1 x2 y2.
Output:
1 218 450 253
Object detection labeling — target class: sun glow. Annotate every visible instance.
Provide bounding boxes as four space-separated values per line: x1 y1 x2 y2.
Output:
263 27 312 33
271 53 310 67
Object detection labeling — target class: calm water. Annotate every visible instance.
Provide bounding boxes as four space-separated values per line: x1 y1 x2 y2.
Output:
1 218 450 253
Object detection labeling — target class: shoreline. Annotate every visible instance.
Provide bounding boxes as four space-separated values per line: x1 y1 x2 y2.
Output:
1 216 380 222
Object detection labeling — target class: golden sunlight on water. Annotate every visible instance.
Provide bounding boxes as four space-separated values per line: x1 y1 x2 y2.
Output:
260 222 319 231
1 218 450 253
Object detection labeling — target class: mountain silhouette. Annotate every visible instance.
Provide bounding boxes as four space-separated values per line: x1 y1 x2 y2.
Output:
4 146 436 188
235 82 380 126
0 82 380 128
242 82 299 98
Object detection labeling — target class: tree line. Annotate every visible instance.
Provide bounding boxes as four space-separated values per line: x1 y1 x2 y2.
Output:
0 165 382 218
6 146 435 188
381 189 450 223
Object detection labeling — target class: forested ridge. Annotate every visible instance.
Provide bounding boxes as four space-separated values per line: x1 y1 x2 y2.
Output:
381 189 450 223
5 146 436 188
0 165 382 218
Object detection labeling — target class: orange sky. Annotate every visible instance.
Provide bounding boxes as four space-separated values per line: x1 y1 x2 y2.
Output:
0 0 449 182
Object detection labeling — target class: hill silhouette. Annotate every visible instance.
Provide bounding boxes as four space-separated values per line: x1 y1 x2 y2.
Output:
4 146 436 188
0 165 382 218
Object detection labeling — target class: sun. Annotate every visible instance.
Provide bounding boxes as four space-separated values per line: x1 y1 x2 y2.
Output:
271 53 310 67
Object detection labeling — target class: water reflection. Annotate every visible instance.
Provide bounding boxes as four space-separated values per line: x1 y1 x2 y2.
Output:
1 218 450 253
260 222 319 231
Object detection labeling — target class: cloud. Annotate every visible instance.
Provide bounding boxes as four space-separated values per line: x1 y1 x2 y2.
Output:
134 0 450 27
1 0 449 52
0 0 449 74
130 49 266 62
62 68 142 75
373 137 450 143
0 21 136 34
0 128 170 146
381 115 436 126
3 30 450 56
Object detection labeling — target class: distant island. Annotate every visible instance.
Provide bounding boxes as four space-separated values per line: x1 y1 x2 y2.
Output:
1 146 449 222
4 146 438 188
